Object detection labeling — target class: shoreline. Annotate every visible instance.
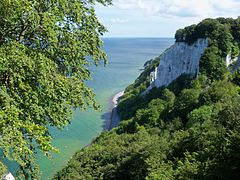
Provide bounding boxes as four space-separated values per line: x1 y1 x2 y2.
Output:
104 91 124 131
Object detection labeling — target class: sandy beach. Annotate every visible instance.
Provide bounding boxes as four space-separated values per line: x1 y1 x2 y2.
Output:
105 91 124 130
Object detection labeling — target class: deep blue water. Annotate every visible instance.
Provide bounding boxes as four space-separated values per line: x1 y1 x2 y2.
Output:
6 38 174 179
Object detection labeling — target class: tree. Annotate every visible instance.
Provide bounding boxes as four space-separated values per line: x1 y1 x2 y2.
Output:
0 0 112 178
0 161 7 179
173 88 200 122
175 29 185 42
186 105 215 127
200 45 228 81
213 24 234 55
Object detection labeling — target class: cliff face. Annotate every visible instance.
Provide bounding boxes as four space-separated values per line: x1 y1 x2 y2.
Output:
226 54 240 72
152 38 209 88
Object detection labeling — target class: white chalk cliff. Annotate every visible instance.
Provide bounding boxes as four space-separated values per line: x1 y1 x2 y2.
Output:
149 38 209 90
144 38 240 95
225 54 240 72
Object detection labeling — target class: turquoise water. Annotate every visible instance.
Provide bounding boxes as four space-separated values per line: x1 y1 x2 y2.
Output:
6 38 174 179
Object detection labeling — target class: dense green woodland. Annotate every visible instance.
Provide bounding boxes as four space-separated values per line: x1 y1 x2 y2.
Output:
55 17 240 180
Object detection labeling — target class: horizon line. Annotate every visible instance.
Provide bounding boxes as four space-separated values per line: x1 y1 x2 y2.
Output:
101 36 174 39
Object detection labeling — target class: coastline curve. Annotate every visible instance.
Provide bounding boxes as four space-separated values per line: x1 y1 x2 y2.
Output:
107 91 124 130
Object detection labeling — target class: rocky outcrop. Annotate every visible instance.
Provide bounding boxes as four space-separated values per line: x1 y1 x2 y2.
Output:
145 38 240 94
3 172 15 180
226 54 240 72
225 54 238 67
152 38 209 88
150 67 158 87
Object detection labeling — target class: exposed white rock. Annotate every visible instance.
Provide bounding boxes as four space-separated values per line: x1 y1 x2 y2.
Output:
225 54 239 67
227 54 240 72
152 38 209 88
3 173 15 180
150 67 158 87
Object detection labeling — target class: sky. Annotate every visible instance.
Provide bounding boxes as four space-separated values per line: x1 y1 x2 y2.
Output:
95 0 240 37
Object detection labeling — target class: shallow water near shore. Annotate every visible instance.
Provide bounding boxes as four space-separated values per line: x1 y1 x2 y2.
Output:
6 38 174 179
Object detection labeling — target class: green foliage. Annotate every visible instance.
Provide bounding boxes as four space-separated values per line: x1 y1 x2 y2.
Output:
175 17 239 81
199 80 240 104
0 161 7 178
167 74 194 95
232 42 240 57
56 17 240 180
54 130 156 180
232 70 240 86
200 45 228 80
0 0 111 178
175 18 238 49
186 105 215 127
118 57 160 120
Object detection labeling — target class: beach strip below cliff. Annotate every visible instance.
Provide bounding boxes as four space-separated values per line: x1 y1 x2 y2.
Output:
104 91 124 131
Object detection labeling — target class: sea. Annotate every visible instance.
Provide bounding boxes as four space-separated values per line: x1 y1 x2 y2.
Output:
5 38 174 179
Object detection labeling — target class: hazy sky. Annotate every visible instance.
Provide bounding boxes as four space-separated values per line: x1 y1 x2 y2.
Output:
95 0 240 37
